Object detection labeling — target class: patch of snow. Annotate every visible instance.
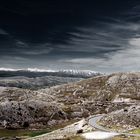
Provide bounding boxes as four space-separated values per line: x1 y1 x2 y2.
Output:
82 131 119 140
27 68 56 72
76 119 85 130
113 97 131 103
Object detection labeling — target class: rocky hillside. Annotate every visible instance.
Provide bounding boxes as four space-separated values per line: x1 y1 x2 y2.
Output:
100 105 140 131
0 87 65 129
0 72 139 130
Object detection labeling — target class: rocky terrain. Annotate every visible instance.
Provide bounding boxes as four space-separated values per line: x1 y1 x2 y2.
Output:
100 105 140 131
0 72 139 139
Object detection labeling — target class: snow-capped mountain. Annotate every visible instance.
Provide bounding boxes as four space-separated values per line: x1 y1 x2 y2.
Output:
0 68 55 72
0 68 101 89
0 68 101 78
58 69 100 77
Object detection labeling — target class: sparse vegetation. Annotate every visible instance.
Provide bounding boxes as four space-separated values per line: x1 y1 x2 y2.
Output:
130 129 140 134
0 72 140 139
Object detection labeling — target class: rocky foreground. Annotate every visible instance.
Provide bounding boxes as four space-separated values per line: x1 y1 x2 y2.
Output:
0 72 139 139
100 105 140 131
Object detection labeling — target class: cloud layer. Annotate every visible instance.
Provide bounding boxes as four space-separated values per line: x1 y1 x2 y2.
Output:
1 1 140 72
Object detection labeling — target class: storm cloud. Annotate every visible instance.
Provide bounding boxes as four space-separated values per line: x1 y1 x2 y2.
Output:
0 0 140 72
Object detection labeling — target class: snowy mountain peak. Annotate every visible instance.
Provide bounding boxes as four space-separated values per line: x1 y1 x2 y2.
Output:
58 69 100 77
0 68 21 71
0 68 101 78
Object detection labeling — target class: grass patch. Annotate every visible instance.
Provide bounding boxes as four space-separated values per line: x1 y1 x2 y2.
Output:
112 136 139 140
64 136 84 140
0 119 77 138
0 128 51 138
130 128 140 134
28 129 51 137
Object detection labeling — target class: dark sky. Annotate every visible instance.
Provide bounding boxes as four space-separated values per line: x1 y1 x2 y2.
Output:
0 0 140 72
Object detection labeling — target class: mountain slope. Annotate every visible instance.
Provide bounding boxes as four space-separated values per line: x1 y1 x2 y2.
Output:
0 72 139 131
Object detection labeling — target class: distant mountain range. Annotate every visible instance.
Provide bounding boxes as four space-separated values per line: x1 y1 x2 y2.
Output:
0 68 100 78
0 68 101 89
